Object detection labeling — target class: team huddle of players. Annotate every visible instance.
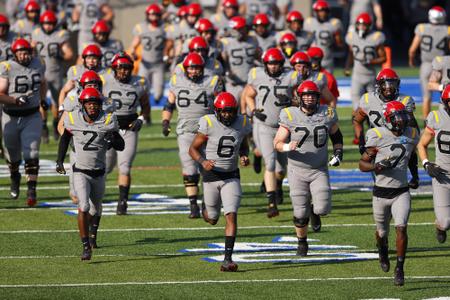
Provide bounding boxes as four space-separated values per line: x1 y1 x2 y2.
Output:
0 0 449 286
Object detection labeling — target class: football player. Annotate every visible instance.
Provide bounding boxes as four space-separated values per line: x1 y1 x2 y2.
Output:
162 52 224 218
0 14 15 62
193 18 223 60
304 0 344 73
274 80 343 256
243 48 299 217
56 87 124 260
163 0 188 25
211 0 240 38
251 13 277 52
221 16 259 101
90 20 123 68
428 54 450 93
130 4 168 105
353 68 419 189
275 10 313 51
189 92 252 272
278 32 298 63
345 13 386 112
241 0 279 23
359 101 419 286
417 86 450 244
0 38 47 206
32 10 74 141
71 0 114 52
11 0 40 41
104 52 150 215
348 0 383 31
408 6 449 119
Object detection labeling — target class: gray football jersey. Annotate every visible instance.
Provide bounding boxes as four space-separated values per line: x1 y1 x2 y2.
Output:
345 30 385 75
32 28 70 77
359 92 416 128
66 64 108 82
432 55 450 86
75 0 107 34
169 72 222 134
0 58 45 110
166 20 197 43
252 31 277 52
426 106 450 171
0 32 16 62
365 126 419 188
100 72 148 116
132 22 166 64
211 12 232 37
222 36 259 84
244 0 276 18
414 23 449 63
11 18 36 41
198 114 252 172
63 89 116 113
279 105 338 169
248 67 299 127
275 29 314 51
304 17 343 65
64 108 118 170
349 0 378 25
307 71 328 92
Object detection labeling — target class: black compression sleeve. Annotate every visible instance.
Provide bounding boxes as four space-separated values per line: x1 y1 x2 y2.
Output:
111 131 125 151
330 128 343 146
57 129 72 163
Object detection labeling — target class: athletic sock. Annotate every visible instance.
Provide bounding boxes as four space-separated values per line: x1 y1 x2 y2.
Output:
266 191 276 205
119 185 130 201
81 237 90 249
89 216 101 239
189 195 198 206
224 236 236 261
396 256 405 269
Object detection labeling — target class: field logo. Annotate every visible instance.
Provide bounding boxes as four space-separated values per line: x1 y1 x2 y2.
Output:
180 236 378 264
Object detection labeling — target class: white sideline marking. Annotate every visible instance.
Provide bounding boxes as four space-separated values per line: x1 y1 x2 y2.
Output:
0 223 434 234
1 276 450 288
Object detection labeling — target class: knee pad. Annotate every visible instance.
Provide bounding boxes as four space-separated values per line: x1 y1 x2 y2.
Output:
183 174 199 188
24 159 39 175
293 216 309 228
7 160 21 172
118 164 131 176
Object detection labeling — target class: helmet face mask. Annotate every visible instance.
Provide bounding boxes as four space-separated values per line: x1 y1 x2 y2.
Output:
42 22 56 34
385 110 409 135
94 32 109 44
15 49 32 66
214 92 238 126
83 100 102 120
378 79 400 102
263 48 285 77
0 25 8 37
217 107 237 126
84 56 100 70
186 66 203 82
356 22 370 38
300 92 319 113
147 12 161 26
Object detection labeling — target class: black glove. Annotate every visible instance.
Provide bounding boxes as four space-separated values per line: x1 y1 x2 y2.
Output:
56 161 66 175
41 100 49 110
162 120 171 136
15 95 29 106
374 158 393 174
129 118 143 132
252 109 267 122
424 162 447 179
104 132 114 149
329 148 343 167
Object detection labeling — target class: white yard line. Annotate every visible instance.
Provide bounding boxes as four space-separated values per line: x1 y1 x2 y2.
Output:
0 223 434 234
1 276 450 288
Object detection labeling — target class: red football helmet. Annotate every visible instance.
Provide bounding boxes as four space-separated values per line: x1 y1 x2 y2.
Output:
214 92 238 126
82 44 102 58
188 36 209 58
187 3 202 16
195 18 216 34
25 1 40 12
286 10 304 23
441 85 450 111
383 101 409 134
111 51 133 69
356 12 372 26
429 6 446 24
263 48 285 64
177 5 189 18
11 38 32 53
146 3 162 15
289 51 310 66
183 52 205 81
313 0 329 11
39 10 57 24
91 20 111 35
253 13 270 26
79 87 103 119
0 14 10 27
376 68 400 102
297 80 320 112
229 16 247 30
79 70 102 90
279 32 297 45
222 0 239 8
307 47 324 60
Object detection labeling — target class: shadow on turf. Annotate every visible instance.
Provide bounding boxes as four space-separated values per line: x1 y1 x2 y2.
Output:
239 258 361 273
405 279 450 292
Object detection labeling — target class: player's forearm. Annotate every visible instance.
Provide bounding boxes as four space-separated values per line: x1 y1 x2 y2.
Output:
40 80 47 102
359 159 375 172
57 129 72 163
239 138 249 157
0 94 18 105
428 81 442 91
188 144 204 163
140 94 150 118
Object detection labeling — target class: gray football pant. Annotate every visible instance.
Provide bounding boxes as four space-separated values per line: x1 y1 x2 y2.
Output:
139 61 164 101
46 75 63 105
106 129 138 176
432 178 450 230
253 121 287 173
1 111 42 163
74 171 105 216
288 164 332 219
203 178 241 220
177 132 199 175
420 61 432 100
372 191 411 238
351 72 375 111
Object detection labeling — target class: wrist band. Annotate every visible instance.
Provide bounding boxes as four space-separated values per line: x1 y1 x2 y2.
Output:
138 115 145 121
282 143 290 152
197 157 205 164
422 159 429 167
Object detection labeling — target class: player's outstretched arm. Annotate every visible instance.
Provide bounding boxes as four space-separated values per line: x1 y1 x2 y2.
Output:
239 137 250 167
417 127 434 164
329 124 343 166
274 126 297 152
408 35 420 67
58 80 75 107
56 129 72 174
162 91 176 136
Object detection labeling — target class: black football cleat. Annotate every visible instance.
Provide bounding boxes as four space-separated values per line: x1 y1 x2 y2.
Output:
26 188 37 207
377 247 390 272
253 154 262 174
189 203 200 219
116 200 128 215
10 173 21 200
89 236 98 249
220 260 238 272
296 240 308 257
267 203 279 218
394 266 404 286
310 212 321 233
436 228 447 244
81 246 92 261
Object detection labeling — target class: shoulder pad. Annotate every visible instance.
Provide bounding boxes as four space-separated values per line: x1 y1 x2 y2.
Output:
210 75 219 87
58 30 67 37
372 128 382 138
419 24 424 33
135 24 142 34
221 38 228 45
433 111 440 123
18 20 24 29
99 74 106 85
327 106 335 118
72 66 77 76
251 67 257 80
105 113 112 125
139 76 146 86
171 74 177 85
331 19 338 26
1 61 11 71
372 31 381 41
283 107 293 121
364 93 369 104
33 28 40 35
436 56 442 62
317 72 324 81
68 112 75 125
291 70 298 79
204 115 213 127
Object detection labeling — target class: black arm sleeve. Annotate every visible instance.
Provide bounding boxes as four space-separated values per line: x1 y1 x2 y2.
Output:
57 129 72 163
239 137 250 157
111 131 125 151
330 128 343 146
